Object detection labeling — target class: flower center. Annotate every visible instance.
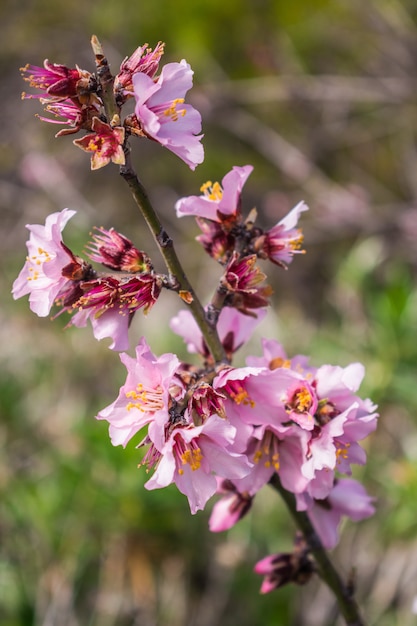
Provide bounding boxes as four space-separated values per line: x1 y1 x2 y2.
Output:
269 357 291 370
253 430 280 470
163 98 186 121
336 441 350 463
226 380 255 408
125 383 164 412
200 180 223 201
290 232 304 250
175 436 203 474
26 247 53 281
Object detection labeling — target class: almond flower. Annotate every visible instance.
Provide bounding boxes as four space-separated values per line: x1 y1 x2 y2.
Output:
169 306 267 358
132 60 204 170
73 117 125 170
296 478 375 549
209 478 254 532
64 273 162 351
254 534 315 593
12 209 161 351
175 165 253 220
261 201 308 267
144 414 252 514
20 59 88 101
86 226 153 272
114 42 165 103
213 344 378 501
38 99 100 137
96 338 183 449
12 208 79 316
221 253 273 311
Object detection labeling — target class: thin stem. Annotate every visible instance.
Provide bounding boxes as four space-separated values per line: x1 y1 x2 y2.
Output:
120 152 227 364
269 474 366 626
91 35 120 124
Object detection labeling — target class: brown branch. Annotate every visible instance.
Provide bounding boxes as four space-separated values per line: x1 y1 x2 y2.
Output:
269 474 366 626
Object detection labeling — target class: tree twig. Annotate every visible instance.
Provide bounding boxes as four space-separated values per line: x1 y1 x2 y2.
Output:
269 474 366 626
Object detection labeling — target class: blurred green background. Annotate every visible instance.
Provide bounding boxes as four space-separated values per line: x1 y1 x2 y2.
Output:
2 1 417 624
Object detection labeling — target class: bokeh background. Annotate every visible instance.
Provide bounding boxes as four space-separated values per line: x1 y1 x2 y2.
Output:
2 1 417 624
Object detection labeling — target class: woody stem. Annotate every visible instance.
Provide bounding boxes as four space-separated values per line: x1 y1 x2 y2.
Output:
120 150 227 364
269 474 366 626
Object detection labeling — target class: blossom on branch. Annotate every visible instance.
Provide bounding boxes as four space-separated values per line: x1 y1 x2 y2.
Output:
175 165 253 220
132 60 204 169
73 117 125 170
86 226 153 272
254 534 315 593
12 208 88 316
38 98 100 137
20 59 90 101
296 478 376 549
115 42 165 103
144 414 252 514
221 253 273 312
12 209 162 351
170 306 267 359
260 201 308 267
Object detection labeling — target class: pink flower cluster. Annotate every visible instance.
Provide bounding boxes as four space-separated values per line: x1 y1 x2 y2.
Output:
95 304 377 538
21 42 203 170
12 210 161 350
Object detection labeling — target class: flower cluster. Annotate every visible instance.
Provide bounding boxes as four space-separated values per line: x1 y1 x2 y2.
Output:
21 41 203 169
12 210 162 350
176 165 308 315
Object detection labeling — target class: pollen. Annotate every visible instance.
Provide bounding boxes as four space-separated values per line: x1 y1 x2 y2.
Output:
290 232 305 251
253 433 280 470
125 383 164 412
232 388 255 408
181 447 203 471
287 387 312 414
200 180 223 201
269 357 291 370
87 137 103 152
26 247 52 279
296 388 312 411
163 98 186 121
336 442 350 463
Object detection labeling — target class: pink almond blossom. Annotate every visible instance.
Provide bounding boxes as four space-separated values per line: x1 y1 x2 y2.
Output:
12 208 77 316
20 60 85 100
115 42 165 102
209 478 254 532
170 306 267 358
175 165 253 220
96 338 183 449
262 201 308 267
144 414 252 514
73 117 125 170
254 534 314 593
296 478 376 549
133 60 203 170
86 227 152 272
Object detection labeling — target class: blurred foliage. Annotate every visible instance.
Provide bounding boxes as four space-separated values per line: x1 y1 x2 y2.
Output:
2 0 417 624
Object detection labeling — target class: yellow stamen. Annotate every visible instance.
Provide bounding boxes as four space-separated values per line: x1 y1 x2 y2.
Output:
290 232 305 251
163 98 186 121
125 383 164 412
26 247 52 280
200 180 223 201
269 357 291 370
181 447 203 471
336 443 350 463
295 388 312 412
